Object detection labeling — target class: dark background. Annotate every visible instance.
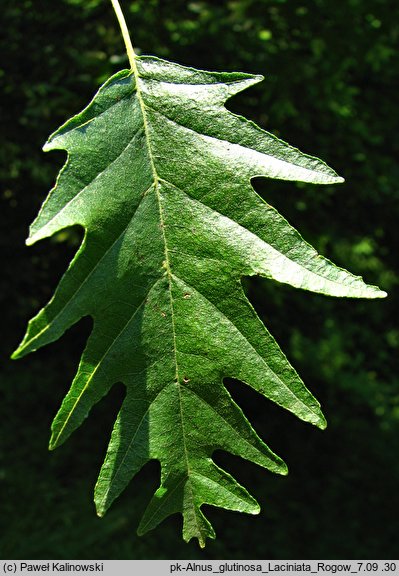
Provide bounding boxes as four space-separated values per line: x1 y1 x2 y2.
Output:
1 0 398 559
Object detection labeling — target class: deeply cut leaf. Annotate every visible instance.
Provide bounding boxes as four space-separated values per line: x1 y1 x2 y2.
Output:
13 56 386 547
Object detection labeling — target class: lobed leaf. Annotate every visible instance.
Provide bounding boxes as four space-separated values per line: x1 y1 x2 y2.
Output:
13 56 386 546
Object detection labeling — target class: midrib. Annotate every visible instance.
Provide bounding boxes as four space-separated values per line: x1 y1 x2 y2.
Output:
132 61 198 526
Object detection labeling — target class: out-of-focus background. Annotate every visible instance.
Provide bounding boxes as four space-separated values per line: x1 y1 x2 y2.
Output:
1 0 398 559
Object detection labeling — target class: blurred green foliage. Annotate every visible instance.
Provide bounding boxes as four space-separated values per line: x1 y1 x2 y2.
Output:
1 0 398 559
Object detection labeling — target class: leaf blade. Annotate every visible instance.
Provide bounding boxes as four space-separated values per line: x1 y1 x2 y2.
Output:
13 55 386 546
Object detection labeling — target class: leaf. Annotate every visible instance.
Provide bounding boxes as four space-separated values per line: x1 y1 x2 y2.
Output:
12 56 386 547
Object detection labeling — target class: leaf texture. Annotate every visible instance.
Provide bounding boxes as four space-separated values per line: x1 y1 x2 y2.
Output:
13 56 386 546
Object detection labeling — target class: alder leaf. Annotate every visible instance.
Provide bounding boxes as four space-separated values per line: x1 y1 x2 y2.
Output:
12 55 386 547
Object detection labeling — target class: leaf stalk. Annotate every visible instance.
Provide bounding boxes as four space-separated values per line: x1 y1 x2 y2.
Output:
109 0 136 70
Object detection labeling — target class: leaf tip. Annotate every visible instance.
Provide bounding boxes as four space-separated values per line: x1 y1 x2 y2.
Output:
10 349 21 361
48 430 63 451
10 340 30 360
94 490 109 519
194 531 216 549
270 455 288 476
361 286 388 299
250 503 261 515
43 137 57 153
318 416 328 431
26 229 39 246
280 462 289 476
96 508 105 518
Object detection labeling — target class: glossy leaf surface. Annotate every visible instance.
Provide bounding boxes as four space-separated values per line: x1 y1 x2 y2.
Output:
13 56 385 546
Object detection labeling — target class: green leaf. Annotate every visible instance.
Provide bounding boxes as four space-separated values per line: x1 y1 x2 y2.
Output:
12 56 386 547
